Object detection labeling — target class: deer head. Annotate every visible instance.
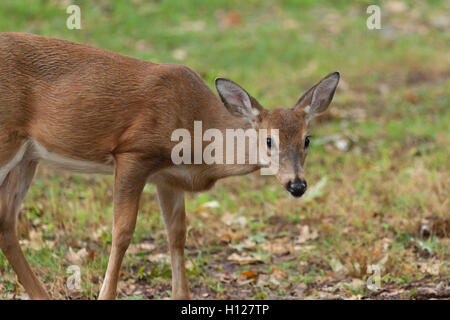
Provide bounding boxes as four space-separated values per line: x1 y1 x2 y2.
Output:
216 72 340 197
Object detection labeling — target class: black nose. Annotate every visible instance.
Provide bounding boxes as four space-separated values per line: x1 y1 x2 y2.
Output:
286 179 307 198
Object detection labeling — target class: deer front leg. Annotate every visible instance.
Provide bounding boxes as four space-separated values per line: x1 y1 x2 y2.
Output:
156 183 190 299
98 155 149 300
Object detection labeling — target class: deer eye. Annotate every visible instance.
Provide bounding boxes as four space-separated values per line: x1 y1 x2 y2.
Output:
266 137 272 149
304 136 310 148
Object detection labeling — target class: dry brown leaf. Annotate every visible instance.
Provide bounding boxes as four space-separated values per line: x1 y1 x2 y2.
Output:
272 267 289 281
92 226 108 241
349 278 366 291
29 230 44 250
200 201 220 209
404 92 420 104
147 253 170 264
66 247 89 265
227 253 263 265
231 239 257 252
417 262 440 276
217 272 235 283
217 10 242 29
240 270 258 279
256 274 270 286
330 258 349 275
221 212 247 227
128 242 156 254
296 225 319 244
293 244 315 252
185 260 194 272
219 231 232 244
260 238 291 256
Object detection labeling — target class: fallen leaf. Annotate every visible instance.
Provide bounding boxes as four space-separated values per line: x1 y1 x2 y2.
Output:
240 270 258 279
260 238 291 256
185 260 194 271
92 226 108 241
66 247 89 265
316 134 358 153
217 10 242 30
256 274 270 286
28 230 44 250
89 250 96 261
293 244 315 252
404 92 420 104
295 225 318 244
128 242 156 254
230 239 256 252
349 278 366 291
221 213 247 227
295 283 308 295
272 267 289 281
227 253 263 265
200 201 220 209
147 253 170 264
219 231 232 244
330 258 349 275
417 262 440 276
217 272 235 283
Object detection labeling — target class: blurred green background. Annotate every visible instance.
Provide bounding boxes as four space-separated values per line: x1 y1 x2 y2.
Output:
0 0 448 299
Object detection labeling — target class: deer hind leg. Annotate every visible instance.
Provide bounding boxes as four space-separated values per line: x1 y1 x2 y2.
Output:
157 182 190 300
0 143 49 299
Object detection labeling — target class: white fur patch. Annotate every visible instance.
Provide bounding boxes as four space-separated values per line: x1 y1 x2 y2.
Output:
304 105 311 114
252 108 260 116
0 141 30 186
31 140 114 175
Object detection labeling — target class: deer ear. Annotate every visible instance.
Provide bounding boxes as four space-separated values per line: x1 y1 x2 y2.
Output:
294 72 340 122
215 78 264 125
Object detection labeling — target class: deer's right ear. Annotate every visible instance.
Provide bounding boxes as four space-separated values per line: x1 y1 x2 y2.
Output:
294 72 340 122
215 78 264 125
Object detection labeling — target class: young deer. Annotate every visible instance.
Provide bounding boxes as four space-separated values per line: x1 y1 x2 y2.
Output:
0 32 339 299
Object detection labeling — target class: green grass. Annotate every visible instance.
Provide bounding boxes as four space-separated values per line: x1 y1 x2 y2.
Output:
0 0 449 299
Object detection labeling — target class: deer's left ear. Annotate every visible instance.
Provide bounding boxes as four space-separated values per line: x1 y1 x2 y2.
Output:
215 78 265 126
294 72 340 122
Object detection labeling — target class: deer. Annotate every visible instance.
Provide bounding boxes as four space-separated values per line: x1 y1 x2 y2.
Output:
0 32 339 300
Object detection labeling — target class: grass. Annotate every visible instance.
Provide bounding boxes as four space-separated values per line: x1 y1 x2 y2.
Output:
0 0 449 299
